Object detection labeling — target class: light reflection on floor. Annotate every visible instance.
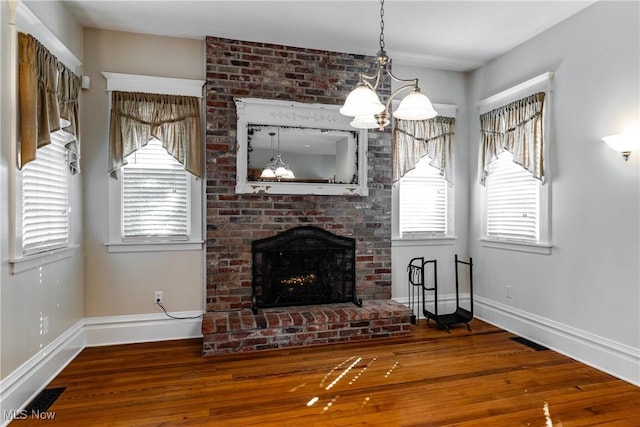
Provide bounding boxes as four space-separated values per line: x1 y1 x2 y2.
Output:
301 354 398 414
543 401 553 426
298 355 564 426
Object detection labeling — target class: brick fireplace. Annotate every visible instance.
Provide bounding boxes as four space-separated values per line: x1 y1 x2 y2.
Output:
202 36 411 355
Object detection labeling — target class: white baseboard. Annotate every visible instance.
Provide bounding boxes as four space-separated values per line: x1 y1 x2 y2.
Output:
83 311 203 347
393 294 471 320
1 311 203 426
475 296 640 387
0 320 84 426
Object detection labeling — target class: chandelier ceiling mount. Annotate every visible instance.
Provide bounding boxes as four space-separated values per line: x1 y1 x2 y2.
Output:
340 0 437 131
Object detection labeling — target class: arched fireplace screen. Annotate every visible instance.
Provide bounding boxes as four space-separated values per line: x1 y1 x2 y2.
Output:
251 226 362 314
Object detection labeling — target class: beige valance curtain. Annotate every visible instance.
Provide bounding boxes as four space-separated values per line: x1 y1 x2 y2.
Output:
480 92 545 185
18 32 81 172
108 91 202 178
392 116 456 184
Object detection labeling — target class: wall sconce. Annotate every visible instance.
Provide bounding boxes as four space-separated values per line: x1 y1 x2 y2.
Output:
602 132 640 161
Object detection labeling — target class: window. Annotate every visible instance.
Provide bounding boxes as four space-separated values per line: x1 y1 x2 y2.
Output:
9 31 81 274
399 157 451 238
121 138 189 239
485 152 539 242
478 74 552 254
103 72 205 253
392 105 457 243
20 136 70 254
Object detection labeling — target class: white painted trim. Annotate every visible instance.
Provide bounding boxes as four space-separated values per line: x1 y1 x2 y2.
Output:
390 102 458 239
101 72 205 98
475 296 640 387
0 321 84 426
394 294 471 321
431 103 458 119
8 244 78 274
234 97 369 196
0 312 203 425
15 2 81 73
105 241 203 253
83 311 203 347
392 101 457 120
478 74 553 248
10 3 82 271
103 77 204 250
479 238 552 255
1 301 637 425
392 237 457 247
477 72 553 114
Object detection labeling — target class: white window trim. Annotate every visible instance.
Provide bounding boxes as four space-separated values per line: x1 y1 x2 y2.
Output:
105 241 202 254
103 72 205 253
392 103 457 245
8 2 81 273
9 245 79 274
478 72 553 255
392 237 456 248
479 238 552 255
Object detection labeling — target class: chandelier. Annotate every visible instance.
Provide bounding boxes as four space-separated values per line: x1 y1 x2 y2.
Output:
260 131 295 180
340 0 437 131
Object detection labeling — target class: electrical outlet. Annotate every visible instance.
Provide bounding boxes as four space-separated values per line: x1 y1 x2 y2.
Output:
154 291 163 304
505 285 513 299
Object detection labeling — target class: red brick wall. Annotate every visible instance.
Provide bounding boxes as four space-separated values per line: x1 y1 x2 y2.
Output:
205 36 392 312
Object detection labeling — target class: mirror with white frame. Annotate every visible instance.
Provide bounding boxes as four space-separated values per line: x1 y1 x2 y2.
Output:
235 98 368 196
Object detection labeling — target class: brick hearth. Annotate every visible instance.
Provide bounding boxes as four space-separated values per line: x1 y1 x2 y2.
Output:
202 300 412 355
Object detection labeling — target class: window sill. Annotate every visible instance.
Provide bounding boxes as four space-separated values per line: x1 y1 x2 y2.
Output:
480 238 552 255
9 245 79 274
105 240 204 253
392 236 457 247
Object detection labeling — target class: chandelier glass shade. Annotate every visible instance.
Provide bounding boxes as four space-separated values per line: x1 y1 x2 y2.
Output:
340 0 437 130
350 114 387 130
340 84 385 117
260 131 295 179
394 88 437 120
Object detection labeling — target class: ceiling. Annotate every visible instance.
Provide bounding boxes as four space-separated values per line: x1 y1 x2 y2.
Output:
61 0 596 72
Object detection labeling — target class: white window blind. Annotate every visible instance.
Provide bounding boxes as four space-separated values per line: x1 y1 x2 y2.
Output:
21 137 70 254
399 158 447 236
122 138 189 238
486 152 539 241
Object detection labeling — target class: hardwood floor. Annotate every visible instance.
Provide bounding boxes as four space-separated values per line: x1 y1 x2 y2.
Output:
14 319 640 426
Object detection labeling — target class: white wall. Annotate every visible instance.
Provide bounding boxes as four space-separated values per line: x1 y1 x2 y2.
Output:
81 29 205 317
0 0 84 379
389 64 470 311
468 1 639 384
0 0 84 417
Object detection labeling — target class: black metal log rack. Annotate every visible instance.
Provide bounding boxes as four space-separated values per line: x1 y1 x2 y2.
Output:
407 254 473 333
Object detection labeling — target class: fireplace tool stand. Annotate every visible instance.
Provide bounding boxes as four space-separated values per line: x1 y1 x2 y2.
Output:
407 254 473 333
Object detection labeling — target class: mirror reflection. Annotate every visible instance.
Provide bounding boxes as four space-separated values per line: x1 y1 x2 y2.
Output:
247 125 359 184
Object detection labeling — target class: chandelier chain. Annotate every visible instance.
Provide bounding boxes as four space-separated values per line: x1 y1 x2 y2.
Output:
379 0 385 51
340 0 435 130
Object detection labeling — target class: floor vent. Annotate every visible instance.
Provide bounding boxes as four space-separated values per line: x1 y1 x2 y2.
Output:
25 387 65 412
510 336 549 351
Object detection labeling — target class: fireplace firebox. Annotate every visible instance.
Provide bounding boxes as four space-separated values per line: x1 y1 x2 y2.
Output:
251 226 362 314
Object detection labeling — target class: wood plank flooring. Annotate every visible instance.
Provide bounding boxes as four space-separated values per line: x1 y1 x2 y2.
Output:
13 319 640 426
